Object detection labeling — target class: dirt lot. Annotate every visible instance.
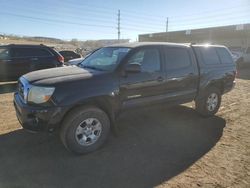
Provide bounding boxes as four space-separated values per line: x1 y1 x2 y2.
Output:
0 69 250 188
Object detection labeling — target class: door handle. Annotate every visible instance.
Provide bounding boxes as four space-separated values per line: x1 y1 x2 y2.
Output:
2 59 11 62
30 58 38 61
156 76 164 82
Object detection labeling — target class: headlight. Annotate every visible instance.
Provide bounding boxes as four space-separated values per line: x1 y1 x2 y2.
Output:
28 86 55 104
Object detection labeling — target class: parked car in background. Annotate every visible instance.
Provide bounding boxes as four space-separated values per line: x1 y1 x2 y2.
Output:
67 57 85 65
231 51 242 62
14 42 236 154
59 50 81 62
238 47 250 67
0 44 64 81
65 48 100 66
228 46 243 62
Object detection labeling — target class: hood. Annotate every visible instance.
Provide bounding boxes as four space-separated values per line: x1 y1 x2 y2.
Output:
23 66 103 85
67 57 85 65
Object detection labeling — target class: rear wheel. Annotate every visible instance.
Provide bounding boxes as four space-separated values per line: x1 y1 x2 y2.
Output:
195 87 221 117
60 106 110 154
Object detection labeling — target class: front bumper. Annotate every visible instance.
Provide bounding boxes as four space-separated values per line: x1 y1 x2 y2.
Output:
14 92 68 132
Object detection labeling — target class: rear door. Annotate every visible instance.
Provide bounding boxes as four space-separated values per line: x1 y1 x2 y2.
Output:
0 46 12 80
11 47 33 78
30 48 56 70
10 47 56 78
119 46 166 108
162 46 199 102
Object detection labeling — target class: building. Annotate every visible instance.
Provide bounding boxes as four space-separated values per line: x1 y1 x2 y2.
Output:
0 35 8 40
139 23 250 49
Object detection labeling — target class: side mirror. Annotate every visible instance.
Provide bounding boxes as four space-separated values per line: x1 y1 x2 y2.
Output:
125 63 141 73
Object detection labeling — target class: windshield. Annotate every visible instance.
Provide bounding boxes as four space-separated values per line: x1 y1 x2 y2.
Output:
79 47 131 71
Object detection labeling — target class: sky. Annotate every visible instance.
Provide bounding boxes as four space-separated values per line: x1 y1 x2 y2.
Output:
0 0 249 41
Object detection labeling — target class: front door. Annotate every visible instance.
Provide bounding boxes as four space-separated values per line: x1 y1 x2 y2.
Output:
119 46 165 109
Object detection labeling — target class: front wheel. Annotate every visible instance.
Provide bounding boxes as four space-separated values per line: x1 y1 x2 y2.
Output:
60 106 110 154
195 87 221 117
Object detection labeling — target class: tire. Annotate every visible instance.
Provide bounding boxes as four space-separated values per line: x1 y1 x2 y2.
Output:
60 106 110 154
195 87 221 117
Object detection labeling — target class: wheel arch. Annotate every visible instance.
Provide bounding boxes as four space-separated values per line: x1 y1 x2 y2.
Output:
197 79 224 100
59 96 117 132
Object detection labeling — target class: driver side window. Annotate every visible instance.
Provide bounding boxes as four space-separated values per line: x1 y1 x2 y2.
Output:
128 48 160 73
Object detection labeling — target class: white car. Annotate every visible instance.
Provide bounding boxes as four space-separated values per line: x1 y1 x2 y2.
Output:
237 47 250 67
231 51 242 62
242 47 250 65
67 57 85 66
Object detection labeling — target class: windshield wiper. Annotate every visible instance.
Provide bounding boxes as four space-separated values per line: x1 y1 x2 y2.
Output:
81 65 104 71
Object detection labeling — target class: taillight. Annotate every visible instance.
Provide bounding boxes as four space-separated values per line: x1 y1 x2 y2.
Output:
57 55 64 64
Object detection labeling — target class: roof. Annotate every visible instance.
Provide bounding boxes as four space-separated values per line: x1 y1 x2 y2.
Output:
107 42 226 48
0 44 49 48
192 44 226 48
108 42 191 48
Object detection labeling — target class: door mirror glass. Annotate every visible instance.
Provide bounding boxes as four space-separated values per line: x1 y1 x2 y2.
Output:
125 63 141 73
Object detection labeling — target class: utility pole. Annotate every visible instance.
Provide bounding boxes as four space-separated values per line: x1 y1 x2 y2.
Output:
118 9 121 42
166 17 169 32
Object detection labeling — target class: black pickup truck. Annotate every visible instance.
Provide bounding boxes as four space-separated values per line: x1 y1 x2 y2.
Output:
14 42 236 154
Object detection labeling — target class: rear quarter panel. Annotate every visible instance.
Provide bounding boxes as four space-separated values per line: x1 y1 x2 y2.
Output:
193 47 236 98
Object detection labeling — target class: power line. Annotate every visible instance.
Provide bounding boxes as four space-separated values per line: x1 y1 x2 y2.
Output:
168 13 250 27
1 4 117 21
1 5 117 25
121 10 249 28
1 4 166 29
121 4 249 20
5 19 117 37
51 0 249 21
0 6 166 30
2 2 248 31
170 10 250 22
13 0 249 22
1 1 249 40
0 12 115 29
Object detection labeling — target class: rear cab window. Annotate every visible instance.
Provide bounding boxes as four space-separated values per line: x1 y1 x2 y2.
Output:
216 47 233 64
12 47 53 58
199 47 221 65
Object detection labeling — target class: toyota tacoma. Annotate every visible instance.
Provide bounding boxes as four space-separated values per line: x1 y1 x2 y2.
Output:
14 42 236 154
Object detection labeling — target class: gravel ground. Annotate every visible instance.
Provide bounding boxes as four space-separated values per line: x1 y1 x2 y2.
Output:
0 68 249 188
